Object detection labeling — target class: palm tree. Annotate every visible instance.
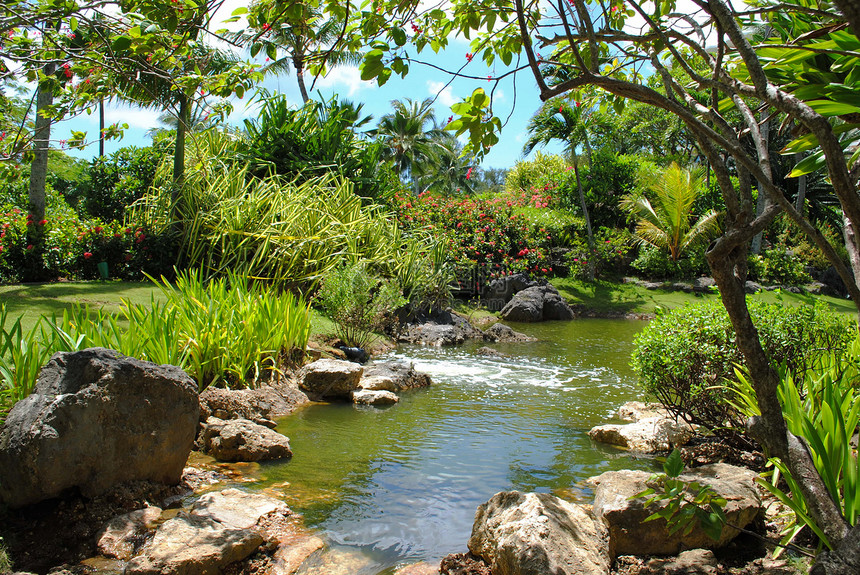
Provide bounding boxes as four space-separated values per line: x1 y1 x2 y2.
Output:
375 98 446 195
226 4 360 103
524 97 597 279
415 132 475 196
621 162 721 262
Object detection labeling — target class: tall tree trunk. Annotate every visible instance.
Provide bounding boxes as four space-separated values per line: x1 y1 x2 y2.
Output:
98 98 105 158
295 55 309 103
25 65 55 282
172 93 189 189
750 115 771 254
572 151 596 281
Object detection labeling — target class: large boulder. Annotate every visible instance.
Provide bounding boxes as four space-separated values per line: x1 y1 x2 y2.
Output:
500 286 574 322
359 361 432 392
0 348 198 509
297 358 363 399
588 417 695 452
398 311 487 346
616 401 670 422
351 389 399 406
590 463 762 558
484 273 540 310
198 416 292 462
468 491 610 575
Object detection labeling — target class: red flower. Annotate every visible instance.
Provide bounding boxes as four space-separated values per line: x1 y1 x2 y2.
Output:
83 252 93 259
26 244 34 251
466 167 472 180
93 226 103 233
466 52 473 62
38 219 47 225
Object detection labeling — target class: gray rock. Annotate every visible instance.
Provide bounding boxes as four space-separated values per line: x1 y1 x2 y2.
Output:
351 389 399 405
124 513 264 575
744 281 762 294
199 416 292 462
476 346 510 358
468 491 610 575
500 286 574 322
399 323 465 346
693 277 717 292
199 382 309 424
191 488 290 529
297 359 363 399
359 361 432 392
670 282 694 293
0 348 198 509
617 401 669 422
97 506 163 560
485 273 538 306
588 416 695 452
500 286 545 322
590 463 761 558
641 281 665 290
484 323 537 343
646 549 719 574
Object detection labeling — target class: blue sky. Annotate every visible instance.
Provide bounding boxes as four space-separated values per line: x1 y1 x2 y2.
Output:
61 33 564 170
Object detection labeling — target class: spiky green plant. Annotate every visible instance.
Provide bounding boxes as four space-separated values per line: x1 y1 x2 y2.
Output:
621 163 721 262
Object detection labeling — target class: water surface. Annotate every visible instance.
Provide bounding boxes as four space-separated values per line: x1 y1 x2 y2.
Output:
258 319 657 573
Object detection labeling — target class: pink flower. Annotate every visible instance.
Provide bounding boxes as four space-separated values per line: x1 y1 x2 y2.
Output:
466 167 472 180
26 244 34 251
83 252 92 259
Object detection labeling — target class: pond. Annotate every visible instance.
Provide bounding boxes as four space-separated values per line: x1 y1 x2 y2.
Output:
256 319 658 574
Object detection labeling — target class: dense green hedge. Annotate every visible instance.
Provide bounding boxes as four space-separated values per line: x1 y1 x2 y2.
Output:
631 298 854 444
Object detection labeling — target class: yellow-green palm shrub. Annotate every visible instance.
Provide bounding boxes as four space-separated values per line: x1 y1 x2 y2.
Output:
622 162 721 262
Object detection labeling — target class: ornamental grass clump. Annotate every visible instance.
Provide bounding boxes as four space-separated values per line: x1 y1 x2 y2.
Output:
317 261 405 349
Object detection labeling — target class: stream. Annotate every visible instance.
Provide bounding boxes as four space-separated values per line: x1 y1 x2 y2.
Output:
255 319 659 574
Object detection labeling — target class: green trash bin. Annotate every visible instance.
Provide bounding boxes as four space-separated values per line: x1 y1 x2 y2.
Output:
97 261 109 280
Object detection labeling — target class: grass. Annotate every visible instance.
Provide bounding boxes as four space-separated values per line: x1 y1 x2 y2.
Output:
551 277 858 316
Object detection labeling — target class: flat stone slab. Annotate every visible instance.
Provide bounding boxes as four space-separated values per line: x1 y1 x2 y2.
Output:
191 488 291 530
588 416 695 452
97 506 163 560
351 389 399 405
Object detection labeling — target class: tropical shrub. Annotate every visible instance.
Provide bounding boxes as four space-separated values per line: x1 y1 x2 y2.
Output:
566 227 634 280
631 299 854 446
577 150 647 229
730 342 860 552
504 151 569 196
242 95 400 201
748 248 811 286
70 145 162 221
630 244 710 280
317 262 406 349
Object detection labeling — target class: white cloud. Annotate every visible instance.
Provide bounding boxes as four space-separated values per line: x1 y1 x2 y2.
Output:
427 80 458 107
309 66 376 97
104 105 162 130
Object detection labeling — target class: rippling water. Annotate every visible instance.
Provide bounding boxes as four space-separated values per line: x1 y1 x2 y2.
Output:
256 319 657 574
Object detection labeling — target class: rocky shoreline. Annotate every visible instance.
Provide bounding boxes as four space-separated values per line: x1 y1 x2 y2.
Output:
0 312 805 575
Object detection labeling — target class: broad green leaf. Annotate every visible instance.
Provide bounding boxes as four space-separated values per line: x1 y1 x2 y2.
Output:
664 449 684 477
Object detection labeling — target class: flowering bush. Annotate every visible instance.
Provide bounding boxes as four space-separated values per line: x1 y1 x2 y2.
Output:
565 228 634 280
391 189 581 289
0 206 176 283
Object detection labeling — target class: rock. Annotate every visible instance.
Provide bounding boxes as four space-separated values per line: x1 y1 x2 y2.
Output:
440 553 493 575
819 266 848 297
485 273 539 309
641 281 665 290
297 359 363 399
124 513 265 575
645 549 719 574
191 488 290 530
336 346 370 364
617 401 669 422
484 323 537 343
395 562 441 575
199 381 309 424
351 389 399 405
590 463 761 558
271 533 325 575
359 361 432 392
693 277 717 292
468 491 610 575
0 348 198 509
744 281 762 294
199 417 292 462
400 323 466 346
97 506 163 560
500 285 574 322
588 416 695 452
670 282 694 293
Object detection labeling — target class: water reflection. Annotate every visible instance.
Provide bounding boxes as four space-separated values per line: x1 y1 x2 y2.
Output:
259 319 658 573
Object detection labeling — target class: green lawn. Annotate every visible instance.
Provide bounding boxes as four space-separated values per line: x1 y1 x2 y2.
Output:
551 277 857 316
0 278 855 339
